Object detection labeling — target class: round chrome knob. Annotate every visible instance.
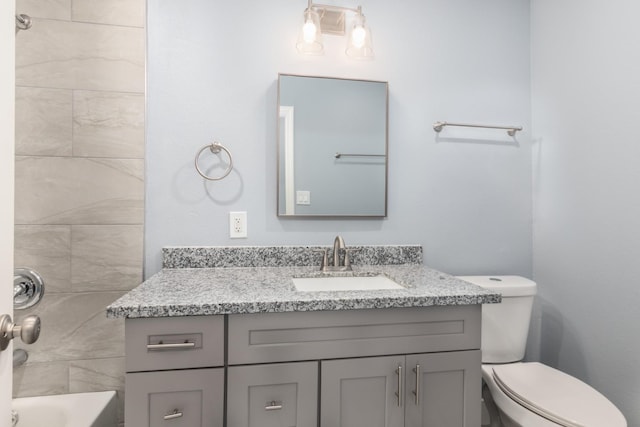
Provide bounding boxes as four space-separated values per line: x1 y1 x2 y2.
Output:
0 314 42 351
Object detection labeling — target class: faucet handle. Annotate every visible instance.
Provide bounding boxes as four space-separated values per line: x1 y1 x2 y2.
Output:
313 249 329 271
344 248 360 269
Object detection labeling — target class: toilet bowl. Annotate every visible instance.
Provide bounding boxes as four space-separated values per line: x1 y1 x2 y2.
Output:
458 276 627 427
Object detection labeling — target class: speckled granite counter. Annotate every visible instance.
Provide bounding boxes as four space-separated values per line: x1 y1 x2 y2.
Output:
107 245 500 318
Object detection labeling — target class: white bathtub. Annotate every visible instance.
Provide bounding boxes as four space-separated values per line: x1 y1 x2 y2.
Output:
12 391 117 427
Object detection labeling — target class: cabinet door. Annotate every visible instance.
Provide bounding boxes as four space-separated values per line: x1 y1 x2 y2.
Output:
321 356 405 427
404 350 481 427
125 368 224 427
227 361 318 427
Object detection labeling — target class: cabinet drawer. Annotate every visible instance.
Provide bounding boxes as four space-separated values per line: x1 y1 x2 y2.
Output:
125 368 224 427
228 306 480 364
227 361 318 427
125 316 224 372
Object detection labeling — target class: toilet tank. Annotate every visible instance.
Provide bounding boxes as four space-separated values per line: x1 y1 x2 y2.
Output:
457 276 537 364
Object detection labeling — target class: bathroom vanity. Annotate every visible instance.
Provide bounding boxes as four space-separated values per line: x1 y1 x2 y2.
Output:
107 246 500 427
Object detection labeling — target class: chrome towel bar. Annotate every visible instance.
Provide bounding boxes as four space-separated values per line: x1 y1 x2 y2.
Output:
335 152 385 159
433 121 522 136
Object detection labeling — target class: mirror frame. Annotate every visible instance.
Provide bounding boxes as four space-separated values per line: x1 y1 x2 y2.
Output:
276 73 389 218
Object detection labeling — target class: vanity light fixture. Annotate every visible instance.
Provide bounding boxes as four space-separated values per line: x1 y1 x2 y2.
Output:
296 0 374 59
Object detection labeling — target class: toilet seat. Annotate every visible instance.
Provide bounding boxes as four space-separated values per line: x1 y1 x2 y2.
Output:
491 362 626 427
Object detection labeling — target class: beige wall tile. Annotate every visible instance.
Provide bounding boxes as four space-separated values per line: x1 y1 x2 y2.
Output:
15 87 72 156
15 225 72 293
69 357 124 392
17 0 70 21
14 292 125 362
15 157 144 225
72 0 145 28
14 0 145 413
16 19 144 93
72 225 143 291
73 91 145 158
13 360 69 397
70 357 125 424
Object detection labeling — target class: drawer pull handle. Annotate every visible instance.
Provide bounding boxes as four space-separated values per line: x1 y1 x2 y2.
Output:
413 364 420 405
163 409 183 420
265 401 283 411
147 341 196 351
395 365 403 407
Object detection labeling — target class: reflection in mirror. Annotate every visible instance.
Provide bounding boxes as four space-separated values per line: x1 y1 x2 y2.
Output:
277 74 388 217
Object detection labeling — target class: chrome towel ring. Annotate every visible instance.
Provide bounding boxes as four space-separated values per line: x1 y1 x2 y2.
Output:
195 141 233 181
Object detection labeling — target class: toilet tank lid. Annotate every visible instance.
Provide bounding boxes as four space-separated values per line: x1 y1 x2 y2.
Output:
457 275 537 297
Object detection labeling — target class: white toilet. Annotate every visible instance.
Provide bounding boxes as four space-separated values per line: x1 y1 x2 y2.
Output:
459 275 627 427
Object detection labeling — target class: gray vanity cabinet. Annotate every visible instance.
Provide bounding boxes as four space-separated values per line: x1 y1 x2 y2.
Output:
124 306 482 426
227 361 319 427
321 351 481 427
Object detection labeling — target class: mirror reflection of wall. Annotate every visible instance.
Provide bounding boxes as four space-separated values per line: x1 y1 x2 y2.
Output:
278 74 388 217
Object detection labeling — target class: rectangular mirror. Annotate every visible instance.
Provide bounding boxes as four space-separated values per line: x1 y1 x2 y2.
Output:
277 74 389 217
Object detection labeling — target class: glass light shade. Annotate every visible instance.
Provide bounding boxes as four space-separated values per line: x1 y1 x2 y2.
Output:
296 8 324 55
346 13 374 59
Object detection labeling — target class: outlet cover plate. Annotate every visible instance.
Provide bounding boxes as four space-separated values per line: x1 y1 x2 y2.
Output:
229 211 247 238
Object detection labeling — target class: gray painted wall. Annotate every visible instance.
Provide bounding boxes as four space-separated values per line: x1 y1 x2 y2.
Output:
531 1 640 425
146 0 532 276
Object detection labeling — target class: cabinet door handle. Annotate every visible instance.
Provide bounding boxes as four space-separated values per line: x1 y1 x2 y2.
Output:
163 409 183 420
395 365 403 407
147 341 196 351
265 401 283 411
412 364 420 405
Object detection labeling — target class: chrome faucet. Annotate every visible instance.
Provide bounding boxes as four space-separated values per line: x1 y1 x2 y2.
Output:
317 235 351 272
317 235 352 272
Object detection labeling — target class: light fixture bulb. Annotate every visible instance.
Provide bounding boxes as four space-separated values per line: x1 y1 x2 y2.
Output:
351 25 366 48
302 19 317 43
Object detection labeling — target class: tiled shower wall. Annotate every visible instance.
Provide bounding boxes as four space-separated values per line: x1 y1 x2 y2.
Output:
12 0 145 423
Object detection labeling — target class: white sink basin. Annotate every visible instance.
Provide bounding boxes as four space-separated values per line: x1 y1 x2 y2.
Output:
293 275 404 292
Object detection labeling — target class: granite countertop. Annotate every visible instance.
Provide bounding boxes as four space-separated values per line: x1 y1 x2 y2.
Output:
107 263 501 319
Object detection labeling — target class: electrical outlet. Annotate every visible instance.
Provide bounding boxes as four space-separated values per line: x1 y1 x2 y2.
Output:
229 211 247 238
